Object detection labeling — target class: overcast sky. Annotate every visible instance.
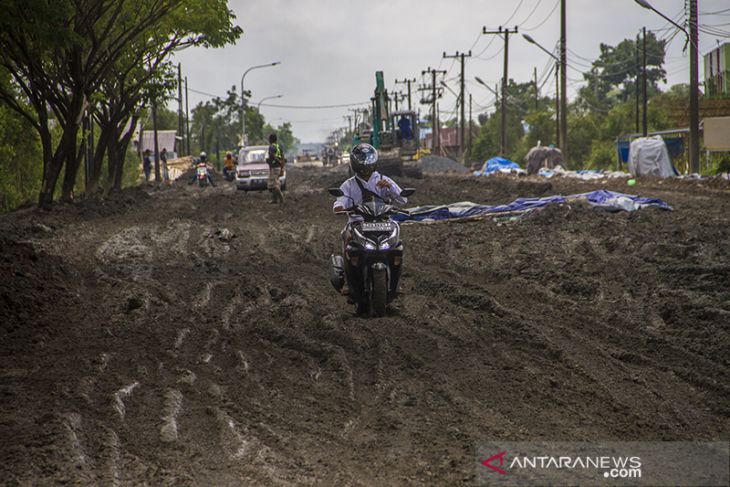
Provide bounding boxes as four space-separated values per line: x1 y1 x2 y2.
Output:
172 0 730 143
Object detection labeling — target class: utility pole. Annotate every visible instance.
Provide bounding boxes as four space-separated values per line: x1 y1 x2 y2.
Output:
421 67 446 155
560 0 568 163
393 91 407 111
185 76 191 156
483 25 518 156
395 78 416 110
177 63 183 156
555 63 560 147
443 50 472 161
635 34 641 134
468 93 473 162
533 67 539 109
689 0 699 174
344 115 352 137
642 26 648 137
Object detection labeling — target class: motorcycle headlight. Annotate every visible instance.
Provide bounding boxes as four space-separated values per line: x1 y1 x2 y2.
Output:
364 242 376 251
379 242 390 250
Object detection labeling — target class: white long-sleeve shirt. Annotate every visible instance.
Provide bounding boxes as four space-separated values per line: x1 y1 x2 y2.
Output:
333 171 407 223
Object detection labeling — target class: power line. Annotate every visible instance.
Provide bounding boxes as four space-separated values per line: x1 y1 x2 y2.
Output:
522 0 559 31
187 86 368 109
518 0 544 26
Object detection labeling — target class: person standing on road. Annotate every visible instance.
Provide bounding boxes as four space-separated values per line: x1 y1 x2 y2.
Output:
266 133 286 204
143 149 152 182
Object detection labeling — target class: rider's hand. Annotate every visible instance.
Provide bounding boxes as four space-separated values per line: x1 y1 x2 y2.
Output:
334 206 345 213
376 178 391 189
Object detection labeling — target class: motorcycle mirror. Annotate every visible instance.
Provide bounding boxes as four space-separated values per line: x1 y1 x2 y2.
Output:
400 188 416 197
328 188 344 197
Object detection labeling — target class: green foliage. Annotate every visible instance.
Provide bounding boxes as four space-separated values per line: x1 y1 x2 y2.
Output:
0 105 42 212
0 0 242 206
262 122 300 157
587 140 617 170
472 79 552 163
142 107 178 131
580 32 667 107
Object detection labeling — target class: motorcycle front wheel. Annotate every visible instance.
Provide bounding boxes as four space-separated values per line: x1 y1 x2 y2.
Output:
370 267 388 317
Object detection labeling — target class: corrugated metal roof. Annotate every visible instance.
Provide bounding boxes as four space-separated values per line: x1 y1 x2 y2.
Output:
140 130 178 154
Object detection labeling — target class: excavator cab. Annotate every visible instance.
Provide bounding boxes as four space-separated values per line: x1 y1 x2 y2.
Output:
390 110 419 160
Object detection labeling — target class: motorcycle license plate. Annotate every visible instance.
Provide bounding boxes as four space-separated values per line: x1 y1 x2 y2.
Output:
361 222 393 232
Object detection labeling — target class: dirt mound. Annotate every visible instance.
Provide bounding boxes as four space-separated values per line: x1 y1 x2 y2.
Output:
419 155 470 174
0 169 728 485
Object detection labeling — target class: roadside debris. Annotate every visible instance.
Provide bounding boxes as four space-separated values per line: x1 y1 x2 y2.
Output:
393 189 672 224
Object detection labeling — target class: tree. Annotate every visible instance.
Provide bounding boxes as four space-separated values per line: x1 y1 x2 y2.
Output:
89 2 241 193
0 102 42 211
579 33 667 110
471 79 553 163
0 0 241 206
262 122 299 156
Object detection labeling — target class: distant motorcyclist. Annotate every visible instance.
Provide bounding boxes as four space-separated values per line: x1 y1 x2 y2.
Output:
189 151 216 186
223 151 235 181
333 143 407 248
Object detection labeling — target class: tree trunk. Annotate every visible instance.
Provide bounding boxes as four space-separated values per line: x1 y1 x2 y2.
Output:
109 114 138 192
87 123 111 195
60 132 80 203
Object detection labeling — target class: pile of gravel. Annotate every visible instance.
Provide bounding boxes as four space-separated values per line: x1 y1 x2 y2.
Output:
418 155 470 174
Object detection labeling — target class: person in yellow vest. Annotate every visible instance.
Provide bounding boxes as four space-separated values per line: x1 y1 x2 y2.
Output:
266 133 286 204
223 151 235 181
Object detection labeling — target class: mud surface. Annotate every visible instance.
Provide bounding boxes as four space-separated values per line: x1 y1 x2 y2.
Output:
1 167 728 485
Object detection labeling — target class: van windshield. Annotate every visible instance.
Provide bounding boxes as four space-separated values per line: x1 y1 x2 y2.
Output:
242 150 267 163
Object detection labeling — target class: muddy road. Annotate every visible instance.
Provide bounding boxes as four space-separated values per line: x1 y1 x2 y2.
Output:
1 166 728 485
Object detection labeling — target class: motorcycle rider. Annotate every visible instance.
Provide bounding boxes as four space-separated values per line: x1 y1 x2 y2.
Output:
332 143 408 312
333 143 407 220
223 151 236 180
189 151 216 186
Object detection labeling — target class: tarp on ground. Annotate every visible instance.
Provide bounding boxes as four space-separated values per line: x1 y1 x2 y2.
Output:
473 157 525 176
392 190 672 223
537 166 632 180
628 136 679 177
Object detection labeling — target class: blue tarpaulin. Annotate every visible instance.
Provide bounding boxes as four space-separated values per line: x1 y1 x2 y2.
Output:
473 157 523 176
392 190 672 223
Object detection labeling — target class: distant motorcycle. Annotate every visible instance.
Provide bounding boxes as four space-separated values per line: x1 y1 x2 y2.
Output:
328 187 415 316
189 162 215 188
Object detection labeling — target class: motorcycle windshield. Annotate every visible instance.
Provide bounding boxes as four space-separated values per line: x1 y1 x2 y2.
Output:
358 200 393 218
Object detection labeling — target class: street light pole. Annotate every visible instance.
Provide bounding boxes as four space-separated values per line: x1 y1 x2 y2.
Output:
634 0 699 174
256 95 283 111
522 34 562 150
240 61 281 147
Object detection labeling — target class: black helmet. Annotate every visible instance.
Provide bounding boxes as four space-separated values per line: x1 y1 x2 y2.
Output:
350 143 378 179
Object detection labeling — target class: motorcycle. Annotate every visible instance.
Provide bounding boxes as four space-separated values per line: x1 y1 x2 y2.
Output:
189 162 215 188
196 164 209 187
328 187 415 316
